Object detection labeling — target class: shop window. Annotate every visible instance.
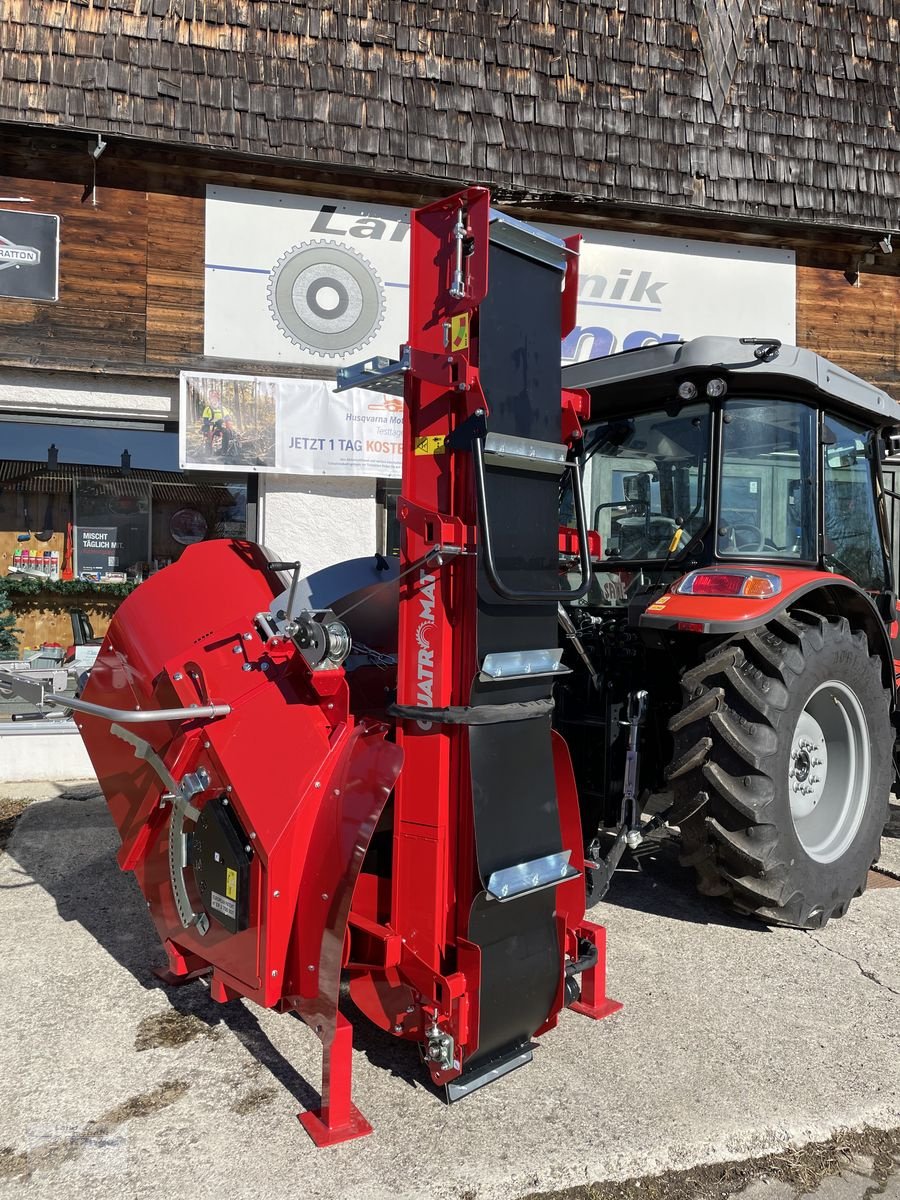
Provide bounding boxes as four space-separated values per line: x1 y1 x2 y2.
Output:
1 417 254 588
376 479 401 556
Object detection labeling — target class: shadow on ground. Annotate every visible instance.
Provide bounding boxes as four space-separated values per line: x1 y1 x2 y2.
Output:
2 791 438 1109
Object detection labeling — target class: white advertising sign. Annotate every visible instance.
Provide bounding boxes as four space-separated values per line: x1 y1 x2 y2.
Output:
179 371 402 477
205 184 796 369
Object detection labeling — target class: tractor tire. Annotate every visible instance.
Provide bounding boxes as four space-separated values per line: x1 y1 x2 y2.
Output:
667 611 892 928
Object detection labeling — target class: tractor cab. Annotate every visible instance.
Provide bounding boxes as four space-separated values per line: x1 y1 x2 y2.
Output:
556 337 900 928
562 336 898 614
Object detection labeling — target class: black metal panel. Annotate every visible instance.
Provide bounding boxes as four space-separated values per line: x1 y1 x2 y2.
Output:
191 797 252 935
468 717 561 880
463 239 567 1069
464 889 559 1069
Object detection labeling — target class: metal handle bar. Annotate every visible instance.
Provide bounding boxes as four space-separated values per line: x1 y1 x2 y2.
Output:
0 672 231 725
49 695 231 723
471 437 593 602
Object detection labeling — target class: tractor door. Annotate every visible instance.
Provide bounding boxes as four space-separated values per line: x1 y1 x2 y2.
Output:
822 413 892 594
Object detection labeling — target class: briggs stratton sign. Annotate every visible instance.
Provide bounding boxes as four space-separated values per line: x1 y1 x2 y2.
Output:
204 184 795 370
0 209 59 301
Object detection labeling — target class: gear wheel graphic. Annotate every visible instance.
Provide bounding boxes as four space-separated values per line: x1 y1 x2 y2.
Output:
267 240 385 358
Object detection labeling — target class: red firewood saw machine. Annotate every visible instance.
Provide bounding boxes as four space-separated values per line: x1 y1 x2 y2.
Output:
18 190 622 1144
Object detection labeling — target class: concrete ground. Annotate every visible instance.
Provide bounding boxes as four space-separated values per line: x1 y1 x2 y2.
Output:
2 785 900 1200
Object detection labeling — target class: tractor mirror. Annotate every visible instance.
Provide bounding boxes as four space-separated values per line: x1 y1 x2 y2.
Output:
622 473 651 507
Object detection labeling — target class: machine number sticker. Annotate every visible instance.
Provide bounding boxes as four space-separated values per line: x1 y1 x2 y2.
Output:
450 313 470 351
210 891 236 919
225 868 238 901
414 435 446 456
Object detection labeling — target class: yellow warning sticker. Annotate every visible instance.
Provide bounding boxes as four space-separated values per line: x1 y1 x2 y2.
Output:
647 594 672 613
225 867 238 901
450 312 470 351
414 435 447 456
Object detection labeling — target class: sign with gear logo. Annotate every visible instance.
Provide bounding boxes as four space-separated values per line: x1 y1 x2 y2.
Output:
205 184 794 372
204 185 410 368
268 241 385 358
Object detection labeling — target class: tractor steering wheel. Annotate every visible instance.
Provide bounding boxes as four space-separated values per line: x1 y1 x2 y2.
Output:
726 522 766 554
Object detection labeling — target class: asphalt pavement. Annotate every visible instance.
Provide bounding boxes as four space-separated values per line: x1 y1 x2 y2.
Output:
2 783 900 1200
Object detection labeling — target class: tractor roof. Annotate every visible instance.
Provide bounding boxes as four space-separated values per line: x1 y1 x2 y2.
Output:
562 336 900 429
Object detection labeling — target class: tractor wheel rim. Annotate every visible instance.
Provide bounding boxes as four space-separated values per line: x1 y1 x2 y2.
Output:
788 680 870 864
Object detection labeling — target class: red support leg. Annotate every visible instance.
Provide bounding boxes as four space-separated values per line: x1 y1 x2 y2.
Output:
570 922 623 1021
298 1013 373 1147
153 938 210 986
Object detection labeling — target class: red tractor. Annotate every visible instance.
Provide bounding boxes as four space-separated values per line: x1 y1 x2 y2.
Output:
558 337 899 929
5 188 897 1143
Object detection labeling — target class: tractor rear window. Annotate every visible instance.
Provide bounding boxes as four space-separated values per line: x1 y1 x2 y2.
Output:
718 399 816 560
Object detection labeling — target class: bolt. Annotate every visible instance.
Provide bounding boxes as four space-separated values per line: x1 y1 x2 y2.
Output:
242 663 252 672
222 797 228 805
307 964 315 972
321 893 329 901
250 831 256 839
245 845 251 853
273 890 280 898
314 781 321 789
393 1024 403 1033
232 645 241 655
244 632 252 641
173 672 183 681
226 785 233 792
333 788 341 796
327 703 333 710
406 1005 415 1013
203 740 210 749
261 662 270 672
271 969 278 977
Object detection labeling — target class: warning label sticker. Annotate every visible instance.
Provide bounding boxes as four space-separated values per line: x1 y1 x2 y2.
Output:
450 312 469 351
226 867 238 901
210 891 236 919
414 434 446 456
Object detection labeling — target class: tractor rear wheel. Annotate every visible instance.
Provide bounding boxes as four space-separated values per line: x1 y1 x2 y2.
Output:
667 611 892 928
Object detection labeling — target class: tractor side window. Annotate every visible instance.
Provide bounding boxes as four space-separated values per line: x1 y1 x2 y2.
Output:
718 399 816 559
822 416 888 592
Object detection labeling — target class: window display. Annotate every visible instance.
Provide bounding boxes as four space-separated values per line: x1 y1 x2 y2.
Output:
0 417 253 658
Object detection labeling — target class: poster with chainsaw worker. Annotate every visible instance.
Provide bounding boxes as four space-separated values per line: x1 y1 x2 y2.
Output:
182 374 277 469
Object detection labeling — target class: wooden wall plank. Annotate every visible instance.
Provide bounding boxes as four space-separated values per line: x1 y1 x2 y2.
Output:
0 162 149 368
145 190 205 364
797 262 900 398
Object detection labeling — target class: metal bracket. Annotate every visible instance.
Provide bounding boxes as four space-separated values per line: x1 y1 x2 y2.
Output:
335 347 410 396
486 849 580 901
425 1022 456 1072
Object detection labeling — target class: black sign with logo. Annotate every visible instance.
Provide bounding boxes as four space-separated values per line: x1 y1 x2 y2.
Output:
0 209 59 301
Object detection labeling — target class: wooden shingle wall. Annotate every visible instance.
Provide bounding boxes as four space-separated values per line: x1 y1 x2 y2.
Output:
0 0 896 231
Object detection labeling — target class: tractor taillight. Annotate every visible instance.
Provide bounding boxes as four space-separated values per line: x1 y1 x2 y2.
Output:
675 569 781 598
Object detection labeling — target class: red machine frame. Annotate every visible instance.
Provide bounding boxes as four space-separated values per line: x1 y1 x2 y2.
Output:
74 188 620 1148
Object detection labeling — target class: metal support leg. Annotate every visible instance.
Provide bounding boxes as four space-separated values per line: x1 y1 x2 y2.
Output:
153 939 210 987
569 922 622 1021
298 1013 373 1147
